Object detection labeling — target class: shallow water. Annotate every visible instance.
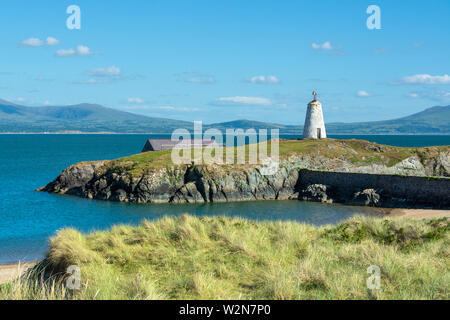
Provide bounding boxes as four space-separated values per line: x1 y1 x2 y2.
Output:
0 134 447 264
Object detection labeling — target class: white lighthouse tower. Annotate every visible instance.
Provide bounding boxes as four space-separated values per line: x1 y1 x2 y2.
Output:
303 91 327 139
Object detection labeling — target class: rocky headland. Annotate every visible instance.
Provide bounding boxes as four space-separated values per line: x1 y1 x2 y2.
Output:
39 139 450 209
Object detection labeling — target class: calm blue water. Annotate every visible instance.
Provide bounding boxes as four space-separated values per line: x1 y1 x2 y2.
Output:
0 134 448 264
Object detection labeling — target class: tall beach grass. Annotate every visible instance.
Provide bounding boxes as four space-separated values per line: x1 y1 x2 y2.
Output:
0 215 448 300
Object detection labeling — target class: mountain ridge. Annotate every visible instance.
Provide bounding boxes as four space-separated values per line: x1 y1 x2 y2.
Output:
0 99 449 134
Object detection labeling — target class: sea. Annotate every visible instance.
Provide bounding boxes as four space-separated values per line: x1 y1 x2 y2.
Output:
0 134 449 264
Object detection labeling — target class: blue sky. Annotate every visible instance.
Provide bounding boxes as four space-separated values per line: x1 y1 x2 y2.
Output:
0 0 449 124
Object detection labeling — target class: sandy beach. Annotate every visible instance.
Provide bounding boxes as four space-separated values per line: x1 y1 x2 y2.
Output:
383 208 450 219
0 262 37 284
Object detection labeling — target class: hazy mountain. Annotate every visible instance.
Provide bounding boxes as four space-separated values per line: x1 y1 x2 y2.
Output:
0 99 449 134
325 106 450 134
207 106 450 134
0 101 191 133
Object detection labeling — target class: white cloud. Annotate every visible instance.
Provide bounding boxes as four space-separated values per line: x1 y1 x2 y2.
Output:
55 48 76 57
399 74 450 85
76 45 92 55
20 37 59 47
406 91 450 101
88 66 121 77
214 96 272 106
120 105 199 112
179 107 200 112
56 45 97 57
184 77 215 84
20 38 44 47
16 97 27 103
45 37 60 46
72 78 109 84
154 106 200 112
73 66 121 84
155 106 176 111
175 70 215 84
407 92 420 98
312 41 333 50
127 97 145 104
249 75 280 84
356 90 371 97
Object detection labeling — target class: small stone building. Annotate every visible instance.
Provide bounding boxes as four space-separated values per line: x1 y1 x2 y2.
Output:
142 139 219 152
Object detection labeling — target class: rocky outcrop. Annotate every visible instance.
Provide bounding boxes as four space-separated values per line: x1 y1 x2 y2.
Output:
40 161 300 204
40 161 106 196
39 151 450 209
350 189 381 207
300 184 333 203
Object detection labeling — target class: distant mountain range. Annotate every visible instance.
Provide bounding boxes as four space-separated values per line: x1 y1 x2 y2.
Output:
0 99 191 133
0 98 449 134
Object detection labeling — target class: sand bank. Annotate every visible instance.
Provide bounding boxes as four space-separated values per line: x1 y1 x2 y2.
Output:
0 262 37 284
383 208 450 219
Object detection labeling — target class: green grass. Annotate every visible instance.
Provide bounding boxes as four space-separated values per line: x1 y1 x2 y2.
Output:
1 215 448 300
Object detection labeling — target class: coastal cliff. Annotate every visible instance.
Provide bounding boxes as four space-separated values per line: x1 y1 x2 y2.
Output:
39 139 450 208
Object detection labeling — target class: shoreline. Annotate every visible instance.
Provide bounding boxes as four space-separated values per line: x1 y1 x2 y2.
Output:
1 132 450 136
1 207 448 283
0 262 38 284
382 208 450 219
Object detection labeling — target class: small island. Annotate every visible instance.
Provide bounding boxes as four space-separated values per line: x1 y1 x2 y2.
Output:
39 138 450 209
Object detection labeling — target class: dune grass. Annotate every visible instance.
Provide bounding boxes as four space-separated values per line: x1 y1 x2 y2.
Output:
0 215 448 300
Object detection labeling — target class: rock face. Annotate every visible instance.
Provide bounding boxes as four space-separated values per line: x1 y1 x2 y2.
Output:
40 151 450 209
41 162 300 204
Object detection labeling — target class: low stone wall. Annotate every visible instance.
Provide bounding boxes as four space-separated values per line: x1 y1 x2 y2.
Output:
297 169 450 208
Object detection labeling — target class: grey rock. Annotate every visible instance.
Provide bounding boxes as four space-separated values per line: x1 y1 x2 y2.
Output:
110 189 128 202
300 184 332 203
351 189 381 206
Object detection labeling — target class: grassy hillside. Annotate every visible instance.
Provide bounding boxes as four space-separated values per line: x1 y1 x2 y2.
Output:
1 215 448 300
98 138 449 177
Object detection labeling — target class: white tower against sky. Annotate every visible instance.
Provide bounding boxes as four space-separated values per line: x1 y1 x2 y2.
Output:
303 91 327 139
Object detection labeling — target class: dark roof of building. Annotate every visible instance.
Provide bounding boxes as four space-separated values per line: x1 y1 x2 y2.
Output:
142 139 219 152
